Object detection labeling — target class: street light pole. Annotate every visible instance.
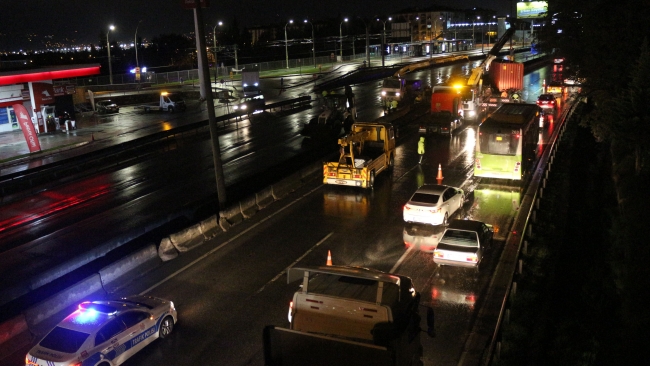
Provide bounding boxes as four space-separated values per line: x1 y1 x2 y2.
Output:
377 17 391 67
134 20 142 71
339 18 348 61
284 20 293 69
106 25 115 84
304 20 316 67
212 21 222 85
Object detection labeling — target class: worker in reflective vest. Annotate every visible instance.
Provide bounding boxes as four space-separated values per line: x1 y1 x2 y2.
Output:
418 136 425 164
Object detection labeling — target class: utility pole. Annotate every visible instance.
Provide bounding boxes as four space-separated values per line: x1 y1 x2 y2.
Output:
192 0 226 208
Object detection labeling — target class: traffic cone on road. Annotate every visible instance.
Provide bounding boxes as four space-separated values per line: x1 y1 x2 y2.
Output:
326 250 332 266
436 164 444 184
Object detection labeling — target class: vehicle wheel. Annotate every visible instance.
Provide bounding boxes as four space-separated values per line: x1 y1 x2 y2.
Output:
144 107 150 112
443 213 448 226
368 171 375 189
116 109 120 113
168 107 175 113
159 316 174 338
388 155 395 171
97 362 111 366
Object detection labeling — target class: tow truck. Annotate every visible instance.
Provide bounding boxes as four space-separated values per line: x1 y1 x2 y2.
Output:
135 92 186 113
323 122 395 189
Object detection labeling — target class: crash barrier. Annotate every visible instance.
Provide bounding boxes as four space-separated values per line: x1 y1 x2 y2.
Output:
23 274 106 330
239 194 259 219
266 95 312 112
219 203 245 231
461 97 581 366
98 244 160 292
271 172 303 200
482 99 581 364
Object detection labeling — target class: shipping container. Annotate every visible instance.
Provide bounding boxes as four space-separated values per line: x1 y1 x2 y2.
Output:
490 61 524 91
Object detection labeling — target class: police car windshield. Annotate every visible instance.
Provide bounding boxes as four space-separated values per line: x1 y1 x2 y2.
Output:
39 326 90 353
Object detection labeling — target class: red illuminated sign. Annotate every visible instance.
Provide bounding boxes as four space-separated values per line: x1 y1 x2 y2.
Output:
0 66 100 86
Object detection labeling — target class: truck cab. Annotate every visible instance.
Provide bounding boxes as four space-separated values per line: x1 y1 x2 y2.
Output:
381 77 406 106
264 265 433 366
160 92 186 112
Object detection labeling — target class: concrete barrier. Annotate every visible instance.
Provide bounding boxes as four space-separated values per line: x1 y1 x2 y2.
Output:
99 244 160 292
199 215 222 240
240 194 258 219
219 203 244 227
158 237 179 261
23 274 106 329
256 186 274 209
272 172 302 200
0 314 31 356
300 162 322 182
0 284 30 310
169 223 205 253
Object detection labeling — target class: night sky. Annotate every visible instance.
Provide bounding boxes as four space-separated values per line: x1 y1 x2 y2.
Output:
0 0 513 51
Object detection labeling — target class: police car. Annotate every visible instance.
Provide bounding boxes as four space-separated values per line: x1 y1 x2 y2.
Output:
26 295 177 366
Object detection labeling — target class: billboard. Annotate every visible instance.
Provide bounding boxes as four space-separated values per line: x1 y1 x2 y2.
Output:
517 1 548 19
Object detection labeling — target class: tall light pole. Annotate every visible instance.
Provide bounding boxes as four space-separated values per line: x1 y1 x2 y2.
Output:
107 25 115 84
339 18 348 61
212 21 223 85
377 17 391 67
304 20 316 67
284 20 293 69
134 20 142 71
357 17 370 67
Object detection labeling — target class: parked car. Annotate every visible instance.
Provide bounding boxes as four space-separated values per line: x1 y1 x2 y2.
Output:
96 100 120 114
403 184 465 226
433 219 494 270
25 295 177 366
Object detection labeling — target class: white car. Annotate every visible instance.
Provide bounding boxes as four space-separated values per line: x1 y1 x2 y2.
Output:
26 295 177 366
403 184 464 226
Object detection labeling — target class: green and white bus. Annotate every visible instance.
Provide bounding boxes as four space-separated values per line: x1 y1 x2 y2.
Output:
474 103 540 180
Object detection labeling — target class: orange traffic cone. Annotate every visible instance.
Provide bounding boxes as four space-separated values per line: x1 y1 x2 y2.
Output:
326 250 332 266
436 164 444 184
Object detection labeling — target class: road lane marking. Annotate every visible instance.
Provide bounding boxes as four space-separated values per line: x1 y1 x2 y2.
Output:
139 184 324 295
255 232 334 294
390 243 414 273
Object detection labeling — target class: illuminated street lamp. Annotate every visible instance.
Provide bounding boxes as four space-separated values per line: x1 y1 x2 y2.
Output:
339 18 348 61
213 21 223 85
377 17 391 67
284 20 293 69
304 19 316 67
107 25 115 84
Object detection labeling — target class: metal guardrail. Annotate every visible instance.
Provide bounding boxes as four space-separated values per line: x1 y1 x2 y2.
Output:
478 97 582 365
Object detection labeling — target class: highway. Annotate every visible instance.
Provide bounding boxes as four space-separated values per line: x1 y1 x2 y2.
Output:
2 53 565 365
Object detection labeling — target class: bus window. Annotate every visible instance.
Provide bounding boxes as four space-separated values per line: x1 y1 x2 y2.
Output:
479 129 519 156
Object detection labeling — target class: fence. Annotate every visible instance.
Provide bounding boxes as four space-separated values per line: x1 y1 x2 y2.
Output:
62 50 421 88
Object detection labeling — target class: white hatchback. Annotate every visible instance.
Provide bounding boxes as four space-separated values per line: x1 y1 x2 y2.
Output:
26 295 177 366
403 184 464 226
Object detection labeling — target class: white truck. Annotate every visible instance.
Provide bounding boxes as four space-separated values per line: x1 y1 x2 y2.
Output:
136 92 186 113
242 70 261 97
263 265 434 366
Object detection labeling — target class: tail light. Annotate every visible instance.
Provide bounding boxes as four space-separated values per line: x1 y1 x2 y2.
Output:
476 159 481 169
404 205 411 211
429 207 441 213
466 254 478 263
434 250 444 258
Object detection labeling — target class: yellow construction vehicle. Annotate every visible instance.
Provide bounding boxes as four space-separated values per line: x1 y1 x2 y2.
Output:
323 122 396 188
